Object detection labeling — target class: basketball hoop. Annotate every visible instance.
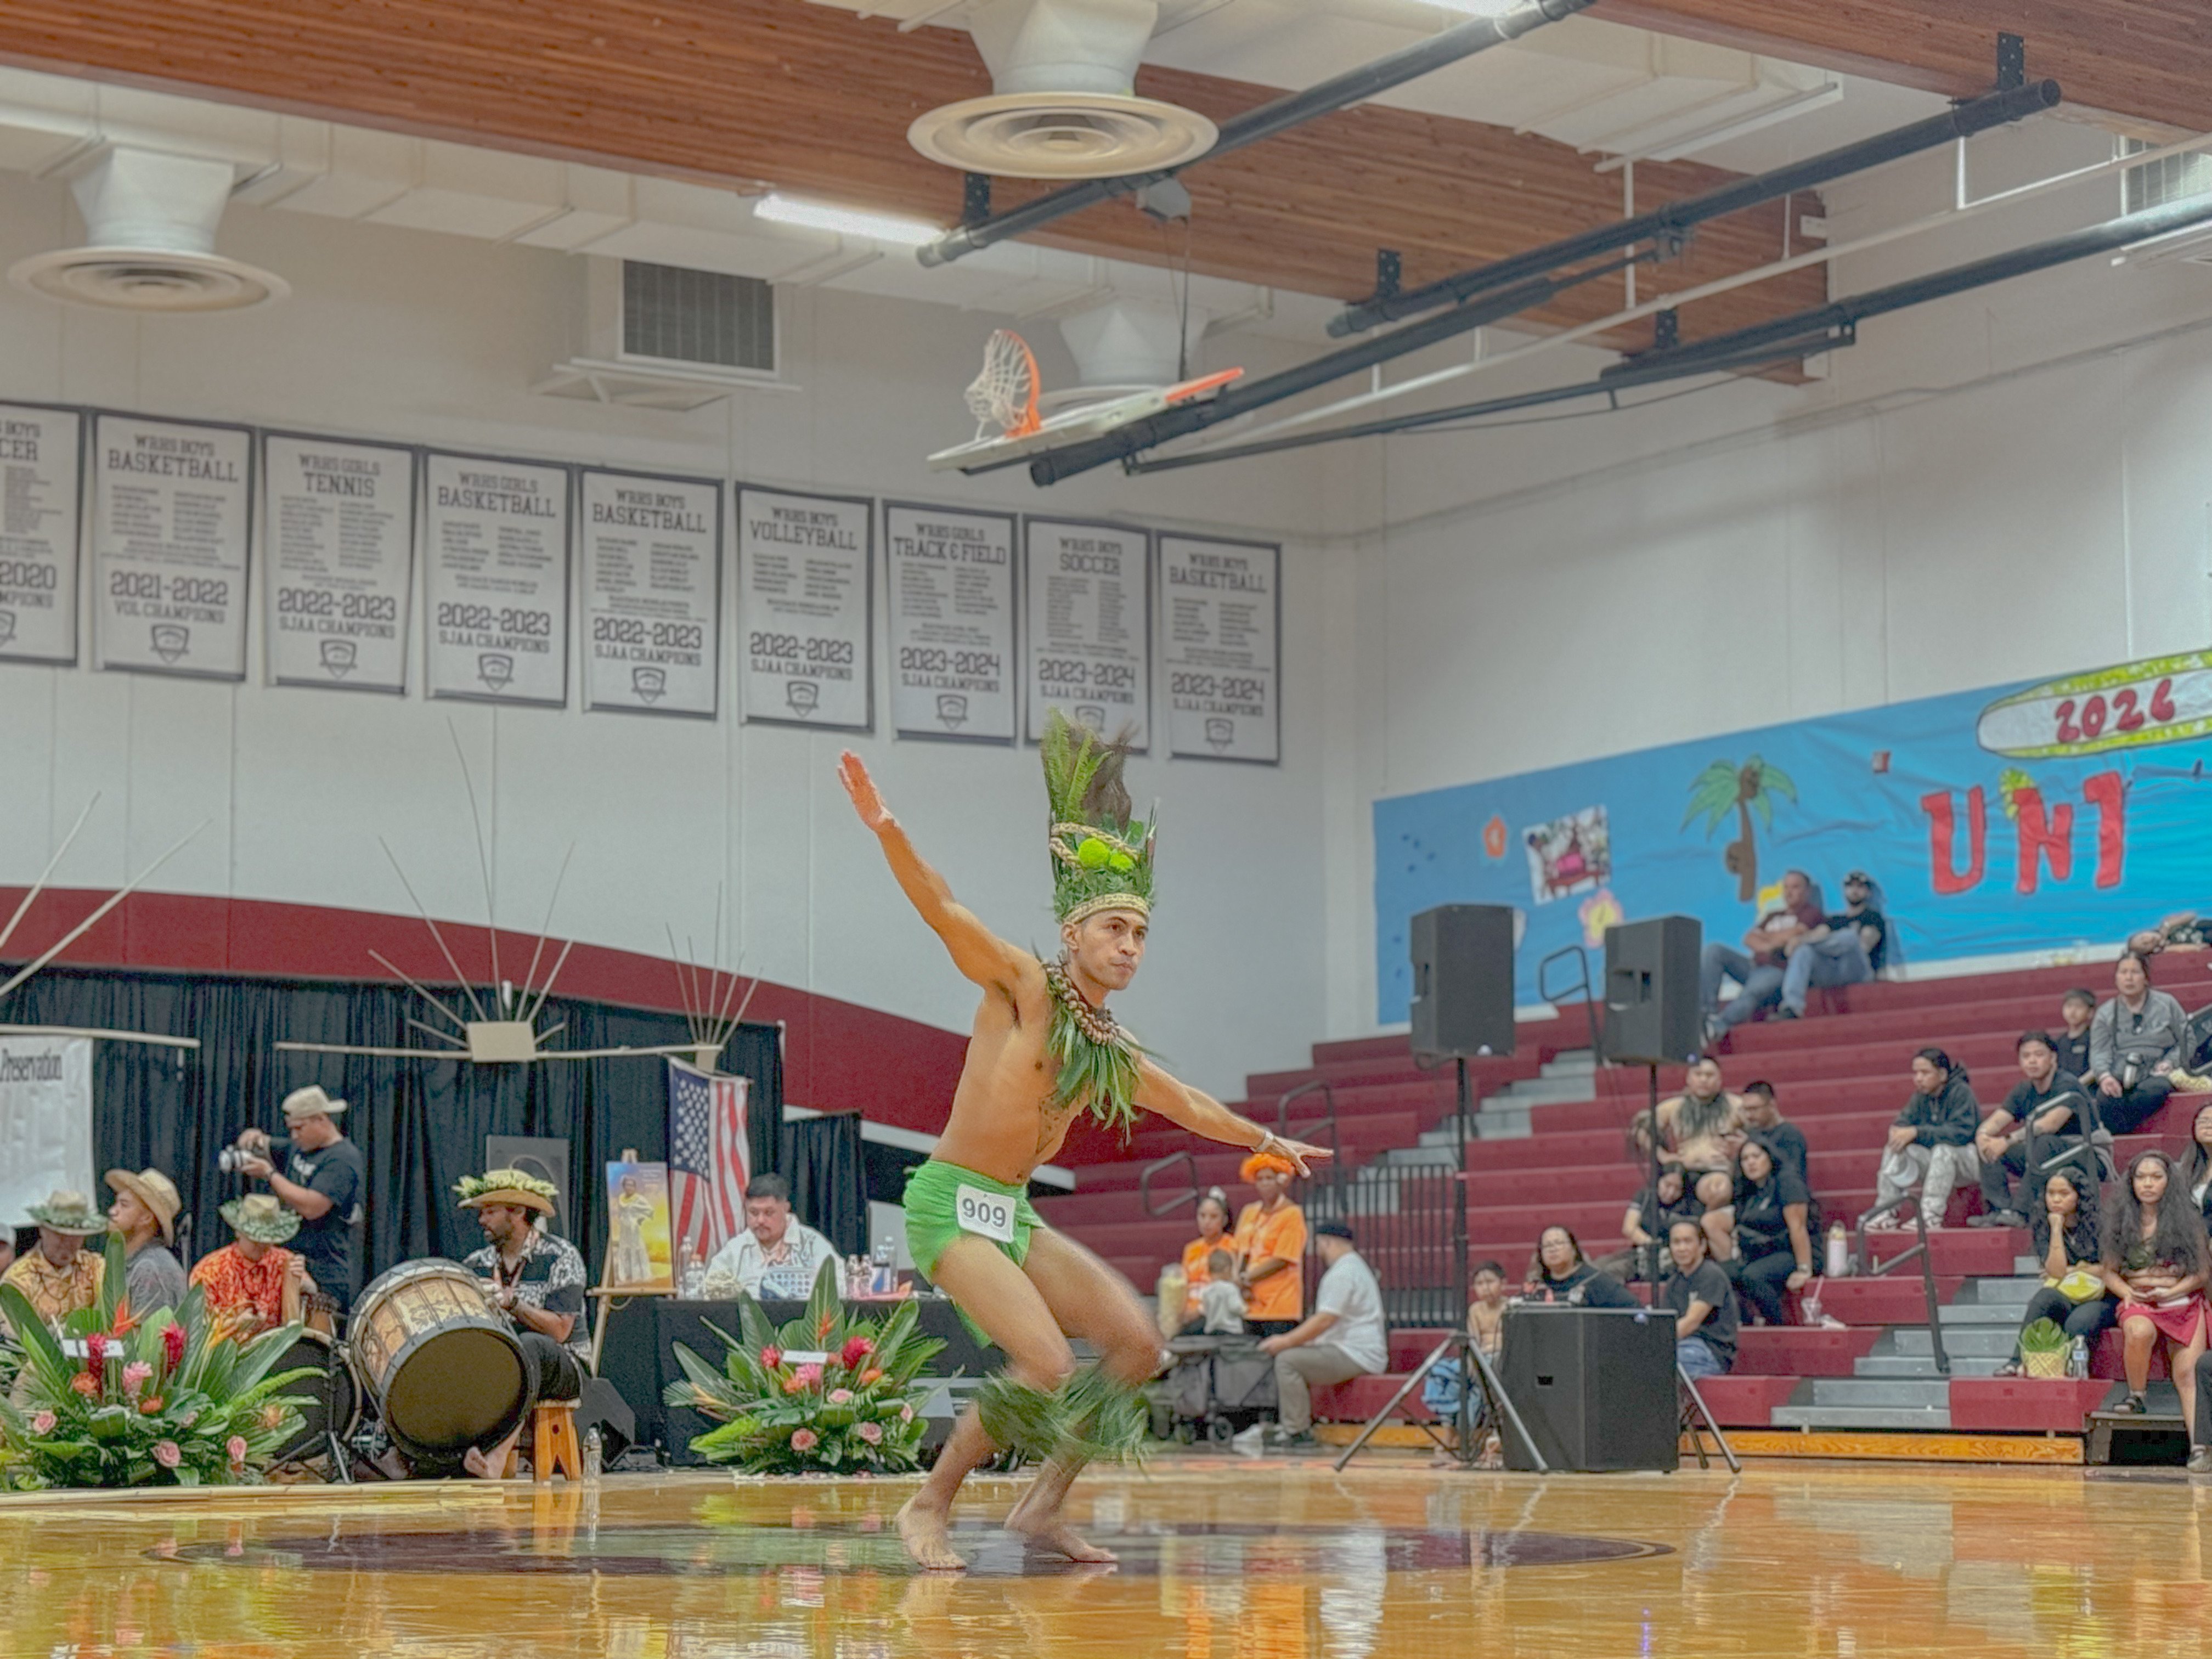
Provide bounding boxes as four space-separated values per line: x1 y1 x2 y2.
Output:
966 330 1043 441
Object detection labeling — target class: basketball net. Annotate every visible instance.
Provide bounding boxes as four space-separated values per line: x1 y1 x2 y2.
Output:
966 329 1043 442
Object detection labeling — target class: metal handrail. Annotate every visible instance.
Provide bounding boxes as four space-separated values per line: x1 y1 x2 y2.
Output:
1138 1149 1199 1218
1854 1193 1950 1376
1277 1077 1342 1196
1537 943 1602 1060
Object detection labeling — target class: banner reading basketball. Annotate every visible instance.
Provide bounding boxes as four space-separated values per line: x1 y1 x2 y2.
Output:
1023 517 1149 747
424 451 571 706
885 501 1015 742
263 433 414 694
0 404 80 667
737 484 872 730
580 467 721 718
93 413 252 680
1158 533 1279 763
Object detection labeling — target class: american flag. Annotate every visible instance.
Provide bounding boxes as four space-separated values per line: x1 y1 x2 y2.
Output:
668 1059 751 1273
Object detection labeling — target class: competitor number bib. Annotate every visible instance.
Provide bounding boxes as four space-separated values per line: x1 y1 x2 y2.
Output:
956 1184 1018 1243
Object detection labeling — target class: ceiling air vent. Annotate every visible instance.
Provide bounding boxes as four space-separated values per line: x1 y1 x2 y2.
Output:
537 259 786 411
2118 139 2212 268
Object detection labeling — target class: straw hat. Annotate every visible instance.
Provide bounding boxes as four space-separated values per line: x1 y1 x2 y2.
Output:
26 1189 107 1235
281 1084 347 1123
105 1167 182 1243
220 1192 301 1245
455 1169 557 1217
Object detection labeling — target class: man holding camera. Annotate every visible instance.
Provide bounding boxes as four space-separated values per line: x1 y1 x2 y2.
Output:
232 1085 364 1313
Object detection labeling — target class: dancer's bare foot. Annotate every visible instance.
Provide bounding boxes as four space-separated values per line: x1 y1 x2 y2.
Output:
462 1444 498 1480
1006 1489 1118 1564
898 1496 968 1572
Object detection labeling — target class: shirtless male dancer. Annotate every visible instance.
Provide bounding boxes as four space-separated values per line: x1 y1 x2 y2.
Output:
838 714 1327 1572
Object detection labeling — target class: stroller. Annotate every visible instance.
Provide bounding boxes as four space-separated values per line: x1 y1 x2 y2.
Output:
1163 1334 1279 1444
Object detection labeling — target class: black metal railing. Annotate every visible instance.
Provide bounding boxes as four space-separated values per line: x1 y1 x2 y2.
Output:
1537 942 1602 1060
1306 1162 1464 1331
1855 1194 1950 1376
1138 1149 1199 1218
1276 1077 1345 1204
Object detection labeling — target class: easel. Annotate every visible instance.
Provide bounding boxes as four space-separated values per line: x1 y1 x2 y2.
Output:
588 1148 674 1380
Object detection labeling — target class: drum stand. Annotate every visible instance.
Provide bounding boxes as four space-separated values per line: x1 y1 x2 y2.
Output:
320 1348 356 1485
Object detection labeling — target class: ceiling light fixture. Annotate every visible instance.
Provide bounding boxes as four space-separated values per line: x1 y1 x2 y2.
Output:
752 193 944 247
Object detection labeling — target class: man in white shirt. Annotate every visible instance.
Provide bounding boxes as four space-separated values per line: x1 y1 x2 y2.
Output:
1259 1218 1387 1445
702 1174 840 1300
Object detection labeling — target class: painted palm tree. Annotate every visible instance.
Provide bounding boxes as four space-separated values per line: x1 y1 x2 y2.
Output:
1683 755 1798 902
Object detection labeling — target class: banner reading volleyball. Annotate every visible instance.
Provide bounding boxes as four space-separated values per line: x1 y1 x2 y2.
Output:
885 501 1016 742
736 484 873 730
424 450 571 706
580 467 721 718
92 413 252 680
0 403 81 667
263 432 415 693
1023 517 1149 747
1158 533 1279 763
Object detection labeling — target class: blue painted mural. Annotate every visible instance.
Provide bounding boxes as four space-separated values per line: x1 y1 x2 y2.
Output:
1373 651 2212 1019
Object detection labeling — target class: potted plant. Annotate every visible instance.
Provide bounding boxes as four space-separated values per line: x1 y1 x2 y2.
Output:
667 1259 943 1475
2018 1317 2070 1380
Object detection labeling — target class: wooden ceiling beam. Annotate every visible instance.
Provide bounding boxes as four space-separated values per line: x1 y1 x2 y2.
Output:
1609 0 2212 133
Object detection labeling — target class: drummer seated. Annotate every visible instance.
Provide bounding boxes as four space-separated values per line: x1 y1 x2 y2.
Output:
455 1171 590 1480
190 1193 315 1335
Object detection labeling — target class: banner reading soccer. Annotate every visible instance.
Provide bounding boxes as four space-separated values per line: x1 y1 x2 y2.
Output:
0 1036 92 1229
1158 533 1279 763
93 413 252 680
737 484 872 730
1023 517 1149 747
580 468 721 718
424 450 571 706
0 403 81 667
885 501 1016 742
263 432 415 693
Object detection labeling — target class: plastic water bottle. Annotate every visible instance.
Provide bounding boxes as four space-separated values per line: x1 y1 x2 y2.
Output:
871 1239 896 1296
1825 1221 1850 1279
583 1424 603 1483
2069 1336 2089 1381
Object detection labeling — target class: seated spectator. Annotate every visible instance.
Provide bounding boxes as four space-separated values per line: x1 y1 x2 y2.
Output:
2182 1103 2212 1229
1972 1032 2093 1228
1724 1138 1816 1326
1174 1188 1235 1336
2090 952 2189 1135
1870 1048 1981 1230
1234 1152 1308 1339
1736 1080 1809 1186
1995 1167 2111 1377
1777 868 1887 1019
1423 1260 1510 1464
1663 1220 1740 1380
702 1174 839 1299
1195 1251 1245 1334
1649 1056 1745 1242
1 1190 108 1331
1526 1225 1642 1309
1259 1220 1385 1447
2103 1149 2208 1429
0 1226 14 1281
1700 870 1825 1042
1610 1169 1703 1278
2055 989 2097 1082
189 1194 314 1334
105 1167 186 1315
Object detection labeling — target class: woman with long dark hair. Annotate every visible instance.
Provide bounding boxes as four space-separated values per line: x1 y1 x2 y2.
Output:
1173 1188 1237 1336
1994 1166 2112 1376
2179 1102 2212 1229
2102 1149 2209 1427
1724 1137 1815 1326
1525 1226 1639 1309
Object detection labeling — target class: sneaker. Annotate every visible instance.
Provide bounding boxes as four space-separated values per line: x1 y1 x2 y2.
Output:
1867 1211 1914 1233
2190 1446 2212 1476
2114 1392 2148 1415
1967 1209 2026 1229
1775 1006 1800 1020
1270 1427 1317 1449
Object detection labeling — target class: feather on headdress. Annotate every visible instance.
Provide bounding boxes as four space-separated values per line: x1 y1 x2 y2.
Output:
1042 710 1154 927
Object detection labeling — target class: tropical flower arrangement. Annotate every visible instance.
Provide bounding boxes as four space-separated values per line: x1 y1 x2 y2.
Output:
0 1235 315 1490
665 1259 943 1475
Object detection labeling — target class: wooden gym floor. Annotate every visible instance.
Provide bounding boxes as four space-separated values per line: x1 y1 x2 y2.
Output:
7 1455 2212 1657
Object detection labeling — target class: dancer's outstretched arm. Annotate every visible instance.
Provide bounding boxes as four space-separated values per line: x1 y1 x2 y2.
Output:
839 751 1034 989
1136 1058 1331 1176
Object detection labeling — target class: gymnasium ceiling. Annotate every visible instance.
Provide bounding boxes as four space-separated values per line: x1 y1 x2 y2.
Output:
0 0 2190 351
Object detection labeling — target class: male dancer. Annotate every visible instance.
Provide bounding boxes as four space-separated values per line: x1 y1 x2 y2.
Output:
838 715 1325 1571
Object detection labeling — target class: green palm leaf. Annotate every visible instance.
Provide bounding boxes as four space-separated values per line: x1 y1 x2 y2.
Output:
1755 758 1798 803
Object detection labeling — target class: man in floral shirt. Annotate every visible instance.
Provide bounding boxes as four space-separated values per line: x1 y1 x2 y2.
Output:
454 1170 589 1479
1 1190 106 1330
188 1194 312 1333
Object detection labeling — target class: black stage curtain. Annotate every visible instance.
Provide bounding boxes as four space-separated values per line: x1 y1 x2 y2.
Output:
4 964 783 1299
780 1113 867 1257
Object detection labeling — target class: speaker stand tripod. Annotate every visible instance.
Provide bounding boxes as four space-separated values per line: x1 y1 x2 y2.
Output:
1336 1055 1547 1473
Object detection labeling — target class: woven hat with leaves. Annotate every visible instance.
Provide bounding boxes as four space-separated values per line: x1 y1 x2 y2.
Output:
455 1169 558 1217
1041 709 1154 928
220 1192 301 1245
26 1189 106 1236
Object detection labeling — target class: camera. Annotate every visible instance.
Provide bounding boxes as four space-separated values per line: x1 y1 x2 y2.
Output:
218 1146 256 1175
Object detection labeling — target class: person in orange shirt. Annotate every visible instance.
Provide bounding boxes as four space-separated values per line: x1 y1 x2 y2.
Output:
1176 1189 1235 1335
1234 1152 1307 1337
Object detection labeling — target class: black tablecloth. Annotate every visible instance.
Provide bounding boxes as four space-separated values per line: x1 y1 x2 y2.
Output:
601 1295 1001 1461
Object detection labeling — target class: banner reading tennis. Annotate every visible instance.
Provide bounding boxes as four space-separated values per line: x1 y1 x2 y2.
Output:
263 432 415 693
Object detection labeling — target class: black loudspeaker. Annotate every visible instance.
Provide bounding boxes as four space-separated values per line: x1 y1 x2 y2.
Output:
577 1376 637 1463
1498 1306 1678 1472
1603 915 1703 1065
1408 904 1516 1062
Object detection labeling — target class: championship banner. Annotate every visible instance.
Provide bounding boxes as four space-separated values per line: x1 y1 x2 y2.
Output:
424 450 571 707
736 484 872 730
0 1036 92 1229
1158 533 1279 764
580 467 722 718
92 413 252 680
263 432 415 693
884 500 1016 743
1023 517 1149 747
0 403 81 667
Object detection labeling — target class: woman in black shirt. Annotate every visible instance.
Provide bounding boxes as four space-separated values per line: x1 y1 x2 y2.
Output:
2179 1102 2212 1230
1525 1225 1641 1310
1995 1166 2111 1375
1726 1137 1816 1325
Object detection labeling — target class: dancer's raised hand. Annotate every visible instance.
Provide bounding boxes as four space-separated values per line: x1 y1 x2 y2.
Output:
838 750 892 831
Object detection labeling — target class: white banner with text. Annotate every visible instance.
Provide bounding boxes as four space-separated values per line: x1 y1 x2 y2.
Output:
93 413 252 679
1023 518 1149 747
581 469 722 718
737 484 872 730
885 501 1016 742
1158 534 1279 763
424 451 572 706
0 403 81 667
263 433 415 693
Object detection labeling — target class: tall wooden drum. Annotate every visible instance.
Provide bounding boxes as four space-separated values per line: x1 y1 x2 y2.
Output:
350 1259 526 1460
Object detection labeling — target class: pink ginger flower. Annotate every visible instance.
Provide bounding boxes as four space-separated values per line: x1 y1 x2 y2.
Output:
153 1441 183 1470
794 1363 824 1387
122 1361 154 1398
86 1333 109 1370
789 1427 819 1452
162 1324 187 1370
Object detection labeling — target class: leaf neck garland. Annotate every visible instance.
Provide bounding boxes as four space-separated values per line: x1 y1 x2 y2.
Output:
1044 961 1142 1140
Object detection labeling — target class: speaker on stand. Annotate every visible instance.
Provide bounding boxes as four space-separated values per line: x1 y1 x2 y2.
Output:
1602 916 1702 1283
